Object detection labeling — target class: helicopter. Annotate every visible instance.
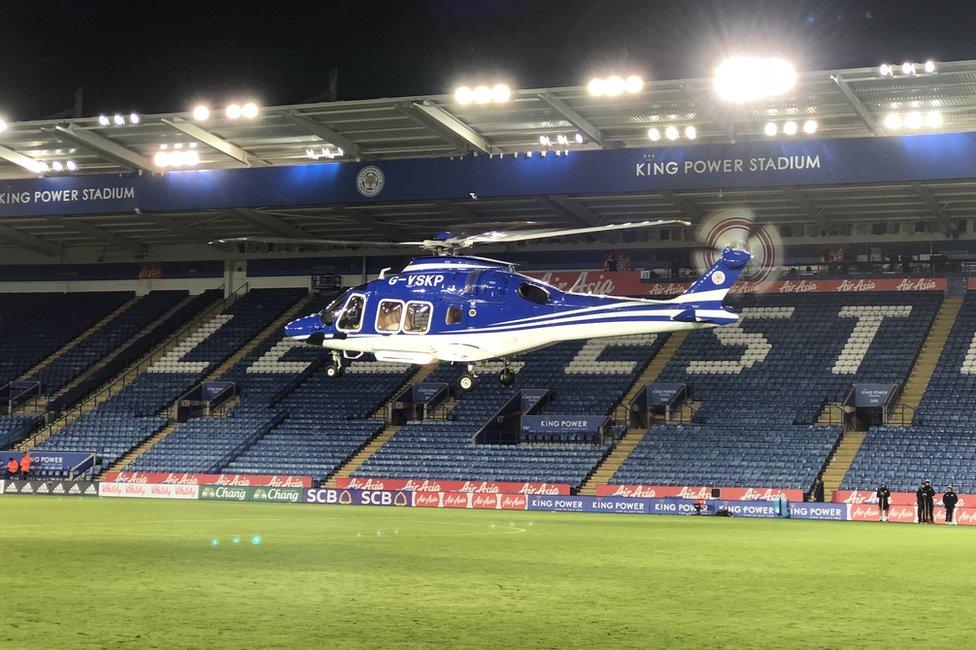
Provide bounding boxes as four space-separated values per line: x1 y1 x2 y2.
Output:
213 220 752 390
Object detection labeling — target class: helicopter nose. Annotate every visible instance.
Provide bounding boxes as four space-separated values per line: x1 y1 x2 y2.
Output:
284 314 320 339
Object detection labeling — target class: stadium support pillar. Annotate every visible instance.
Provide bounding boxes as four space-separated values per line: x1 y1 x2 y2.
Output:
224 260 247 297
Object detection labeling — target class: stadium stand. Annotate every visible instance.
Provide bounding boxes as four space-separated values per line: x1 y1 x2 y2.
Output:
32 288 307 471
841 293 976 493
611 292 942 491
353 335 665 489
0 291 132 385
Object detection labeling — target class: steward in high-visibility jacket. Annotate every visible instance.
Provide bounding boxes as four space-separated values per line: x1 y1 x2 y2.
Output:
6 457 19 478
19 453 31 477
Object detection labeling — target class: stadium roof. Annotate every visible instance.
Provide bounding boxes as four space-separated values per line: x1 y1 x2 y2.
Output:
2 59 976 259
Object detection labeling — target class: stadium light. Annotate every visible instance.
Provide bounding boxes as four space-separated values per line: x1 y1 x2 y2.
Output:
764 122 778 136
904 111 923 129
491 84 511 103
154 146 200 168
113 114 125 126
713 56 796 103
454 86 474 105
647 127 661 141
192 104 210 121
587 78 605 96
454 83 512 105
783 120 798 136
129 113 140 125
51 161 63 172
624 75 644 94
473 86 492 104
588 74 643 97
225 103 243 119
878 63 894 77
902 62 916 76
0 118 6 133
802 119 818 134
241 102 259 119
684 125 697 140
664 125 679 141
924 111 943 128
574 132 584 144
66 160 77 171
98 115 110 126
539 135 551 146
883 112 902 130
924 59 937 74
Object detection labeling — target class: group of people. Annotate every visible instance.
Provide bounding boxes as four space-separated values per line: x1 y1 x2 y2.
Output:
875 481 960 524
3 453 31 480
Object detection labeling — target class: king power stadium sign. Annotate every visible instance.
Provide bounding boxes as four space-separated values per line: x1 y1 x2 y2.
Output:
4 131 976 217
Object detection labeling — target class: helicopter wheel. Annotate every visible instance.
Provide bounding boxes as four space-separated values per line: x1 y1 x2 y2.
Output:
458 373 476 391
499 367 516 387
325 364 343 378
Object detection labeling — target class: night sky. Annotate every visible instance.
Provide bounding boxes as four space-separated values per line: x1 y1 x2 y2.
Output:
1 0 972 119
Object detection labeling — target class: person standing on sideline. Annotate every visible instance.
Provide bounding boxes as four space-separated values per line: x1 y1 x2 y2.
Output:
19 453 30 479
943 486 959 525
5 456 18 481
876 483 891 522
916 482 927 523
924 481 936 524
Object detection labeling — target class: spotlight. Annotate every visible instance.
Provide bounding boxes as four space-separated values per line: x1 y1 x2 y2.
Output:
783 120 798 136
113 114 125 126
764 122 778 136
587 78 605 96
624 75 644 94
802 119 818 134
490 84 511 103
604 75 625 97
883 113 902 130
664 125 679 141
35 161 49 173
684 125 697 140
924 111 943 128
0 118 6 133
241 102 259 119
904 111 922 129
454 86 473 105
574 133 583 144
879 63 893 77
66 160 77 171
714 56 796 103
192 104 210 121
98 115 110 127
647 127 661 141
154 151 170 167
129 113 140 124
924 59 937 74
901 62 916 76
556 134 568 145
51 161 63 171
539 135 551 146
225 103 242 119
473 86 492 104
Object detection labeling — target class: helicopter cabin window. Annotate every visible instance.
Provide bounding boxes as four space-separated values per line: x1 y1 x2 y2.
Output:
403 301 433 334
446 305 463 325
376 300 403 333
517 283 550 305
337 294 366 331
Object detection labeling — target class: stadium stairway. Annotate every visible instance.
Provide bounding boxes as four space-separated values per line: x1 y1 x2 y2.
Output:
19 289 234 451
578 332 688 496
898 296 963 410
817 430 867 501
107 294 312 472
323 362 441 487
18 295 140 382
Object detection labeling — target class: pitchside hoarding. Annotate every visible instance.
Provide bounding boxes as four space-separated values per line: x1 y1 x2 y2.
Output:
597 484 805 502
789 502 849 520
2 480 98 496
334 477 570 495
526 495 654 514
198 485 304 503
101 471 312 488
304 488 412 507
98 482 199 499
834 489 976 508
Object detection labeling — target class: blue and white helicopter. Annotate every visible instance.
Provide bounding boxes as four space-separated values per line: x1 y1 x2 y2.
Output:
217 220 751 390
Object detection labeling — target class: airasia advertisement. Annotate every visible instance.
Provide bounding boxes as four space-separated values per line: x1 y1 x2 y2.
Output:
525 271 946 298
834 490 976 508
412 491 528 510
596 483 804 502
335 477 570 495
100 471 312 488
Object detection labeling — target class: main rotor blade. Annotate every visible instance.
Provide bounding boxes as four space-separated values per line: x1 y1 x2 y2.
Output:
460 219 692 247
209 236 425 247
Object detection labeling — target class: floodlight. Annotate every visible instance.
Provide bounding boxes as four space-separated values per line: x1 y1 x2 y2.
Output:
587 78 605 96
604 75 625 97
783 120 798 135
241 102 259 119
454 86 473 105
113 114 125 126
901 62 916 76
924 60 937 74
714 56 797 103
574 133 583 144
98 115 110 126
225 103 242 119
647 127 661 141
879 64 893 77
923 111 943 128
51 161 63 171
684 125 697 140
904 111 922 129
473 86 492 104
129 113 140 124
192 104 210 121
491 84 511 103
154 151 170 167
883 113 902 130
539 135 550 146
0 118 6 133
66 160 77 171
802 119 818 134
664 125 679 140
764 122 778 136
624 75 644 94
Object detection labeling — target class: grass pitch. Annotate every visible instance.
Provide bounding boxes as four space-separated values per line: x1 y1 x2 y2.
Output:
0 497 972 648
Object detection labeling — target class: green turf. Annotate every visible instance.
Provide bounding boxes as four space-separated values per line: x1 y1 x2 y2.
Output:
0 496 971 648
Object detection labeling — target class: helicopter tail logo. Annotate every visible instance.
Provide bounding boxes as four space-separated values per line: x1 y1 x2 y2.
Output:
676 246 752 305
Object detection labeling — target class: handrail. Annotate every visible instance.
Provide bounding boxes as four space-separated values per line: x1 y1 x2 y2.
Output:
19 282 246 451
886 401 918 426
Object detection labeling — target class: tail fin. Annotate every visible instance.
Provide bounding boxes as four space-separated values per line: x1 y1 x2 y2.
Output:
673 247 752 305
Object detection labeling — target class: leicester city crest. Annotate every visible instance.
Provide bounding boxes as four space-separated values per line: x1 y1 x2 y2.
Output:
356 166 385 197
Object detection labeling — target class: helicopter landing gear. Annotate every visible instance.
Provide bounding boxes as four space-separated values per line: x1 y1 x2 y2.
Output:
458 363 477 391
325 351 344 378
499 362 516 387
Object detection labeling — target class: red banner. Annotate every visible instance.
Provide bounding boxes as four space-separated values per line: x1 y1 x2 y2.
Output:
100 471 312 488
335 477 569 495
595 483 804 501
834 489 976 508
525 271 947 298
848 502 917 523
968 278 976 291
410 491 528 510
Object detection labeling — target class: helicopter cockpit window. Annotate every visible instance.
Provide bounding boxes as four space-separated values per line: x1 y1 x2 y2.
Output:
404 301 432 334
319 284 366 326
517 283 550 305
376 300 403 333
337 294 366 331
